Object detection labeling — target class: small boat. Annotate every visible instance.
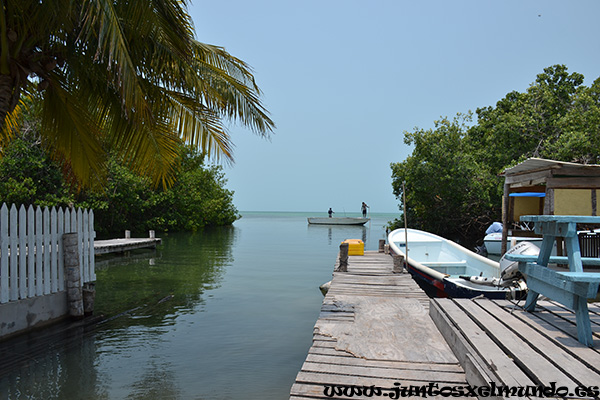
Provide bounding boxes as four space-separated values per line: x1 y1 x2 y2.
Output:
388 228 526 299
307 217 370 226
483 232 555 255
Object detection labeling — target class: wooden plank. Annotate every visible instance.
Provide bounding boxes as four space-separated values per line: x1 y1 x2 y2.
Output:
18 205 26 299
50 207 58 293
495 300 600 375
291 382 456 400
455 298 578 387
300 360 465 384
64 207 71 234
27 206 35 297
76 208 82 286
430 299 504 397
432 298 533 387
292 372 467 400
82 208 89 284
539 301 600 329
35 207 43 296
0 204 8 303
304 353 464 372
547 177 600 188
57 208 64 291
294 371 463 391
42 207 50 295
9 205 18 301
88 210 96 281
474 298 600 386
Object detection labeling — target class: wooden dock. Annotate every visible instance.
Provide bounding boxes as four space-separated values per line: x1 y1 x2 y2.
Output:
289 251 467 399
94 237 162 255
432 297 600 397
291 250 600 399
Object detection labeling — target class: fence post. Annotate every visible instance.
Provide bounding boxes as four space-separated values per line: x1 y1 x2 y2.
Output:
336 242 349 272
378 239 385 253
63 232 84 318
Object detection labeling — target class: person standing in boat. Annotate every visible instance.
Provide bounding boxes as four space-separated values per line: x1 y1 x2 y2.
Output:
361 202 369 217
328 208 334 218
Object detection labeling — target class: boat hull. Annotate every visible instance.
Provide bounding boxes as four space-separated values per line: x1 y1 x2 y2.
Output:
404 263 514 299
307 217 370 226
388 228 526 299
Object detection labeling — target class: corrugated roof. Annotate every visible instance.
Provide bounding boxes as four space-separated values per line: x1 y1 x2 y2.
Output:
502 158 600 176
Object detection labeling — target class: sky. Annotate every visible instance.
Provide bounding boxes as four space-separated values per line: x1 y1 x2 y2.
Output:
188 0 600 214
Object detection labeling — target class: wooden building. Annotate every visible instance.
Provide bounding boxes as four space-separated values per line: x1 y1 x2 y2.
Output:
500 158 600 254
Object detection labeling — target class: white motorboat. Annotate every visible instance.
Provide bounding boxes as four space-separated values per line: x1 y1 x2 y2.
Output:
388 228 527 299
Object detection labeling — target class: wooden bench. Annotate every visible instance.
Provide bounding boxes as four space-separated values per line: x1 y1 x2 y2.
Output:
503 253 600 267
504 215 600 347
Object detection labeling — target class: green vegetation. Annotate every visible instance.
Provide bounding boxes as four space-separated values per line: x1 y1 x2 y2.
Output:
0 133 73 208
78 148 239 235
0 132 239 235
390 65 600 244
0 0 274 188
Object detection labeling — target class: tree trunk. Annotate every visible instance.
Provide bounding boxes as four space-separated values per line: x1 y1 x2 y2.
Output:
0 73 18 132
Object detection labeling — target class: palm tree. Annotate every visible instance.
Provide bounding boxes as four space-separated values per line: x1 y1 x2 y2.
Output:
0 0 274 187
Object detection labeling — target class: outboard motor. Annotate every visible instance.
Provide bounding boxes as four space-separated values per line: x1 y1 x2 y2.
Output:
475 244 488 257
500 241 540 281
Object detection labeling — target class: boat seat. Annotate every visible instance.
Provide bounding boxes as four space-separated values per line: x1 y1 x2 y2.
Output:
421 261 467 266
421 260 467 275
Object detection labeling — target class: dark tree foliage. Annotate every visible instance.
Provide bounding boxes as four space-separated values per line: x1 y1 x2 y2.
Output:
0 138 240 235
0 134 74 208
390 114 500 244
76 147 240 235
390 65 600 245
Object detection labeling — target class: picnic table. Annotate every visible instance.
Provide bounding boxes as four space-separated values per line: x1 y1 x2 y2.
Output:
504 215 600 347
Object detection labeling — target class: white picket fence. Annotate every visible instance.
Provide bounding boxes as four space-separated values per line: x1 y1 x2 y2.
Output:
0 203 96 304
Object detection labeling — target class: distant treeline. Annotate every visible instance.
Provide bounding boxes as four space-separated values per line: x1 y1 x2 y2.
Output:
390 65 600 244
0 134 239 235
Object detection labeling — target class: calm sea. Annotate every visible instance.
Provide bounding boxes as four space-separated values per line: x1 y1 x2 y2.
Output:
0 211 398 400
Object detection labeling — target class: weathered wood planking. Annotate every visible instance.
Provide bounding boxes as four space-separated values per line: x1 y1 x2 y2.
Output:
433 296 600 394
290 251 467 399
94 238 162 255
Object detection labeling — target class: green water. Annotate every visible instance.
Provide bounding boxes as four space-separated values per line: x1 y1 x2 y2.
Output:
0 212 397 399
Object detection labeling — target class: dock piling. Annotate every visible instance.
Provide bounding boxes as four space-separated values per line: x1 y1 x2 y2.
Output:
392 253 405 273
82 282 95 316
63 233 84 318
336 242 348 272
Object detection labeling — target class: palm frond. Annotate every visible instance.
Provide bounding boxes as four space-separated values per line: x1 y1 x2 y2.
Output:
40 71 106 186
79 0 152 123
0 0 275 188
164 91 234 162
0 96 25 146
189 41 275 135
